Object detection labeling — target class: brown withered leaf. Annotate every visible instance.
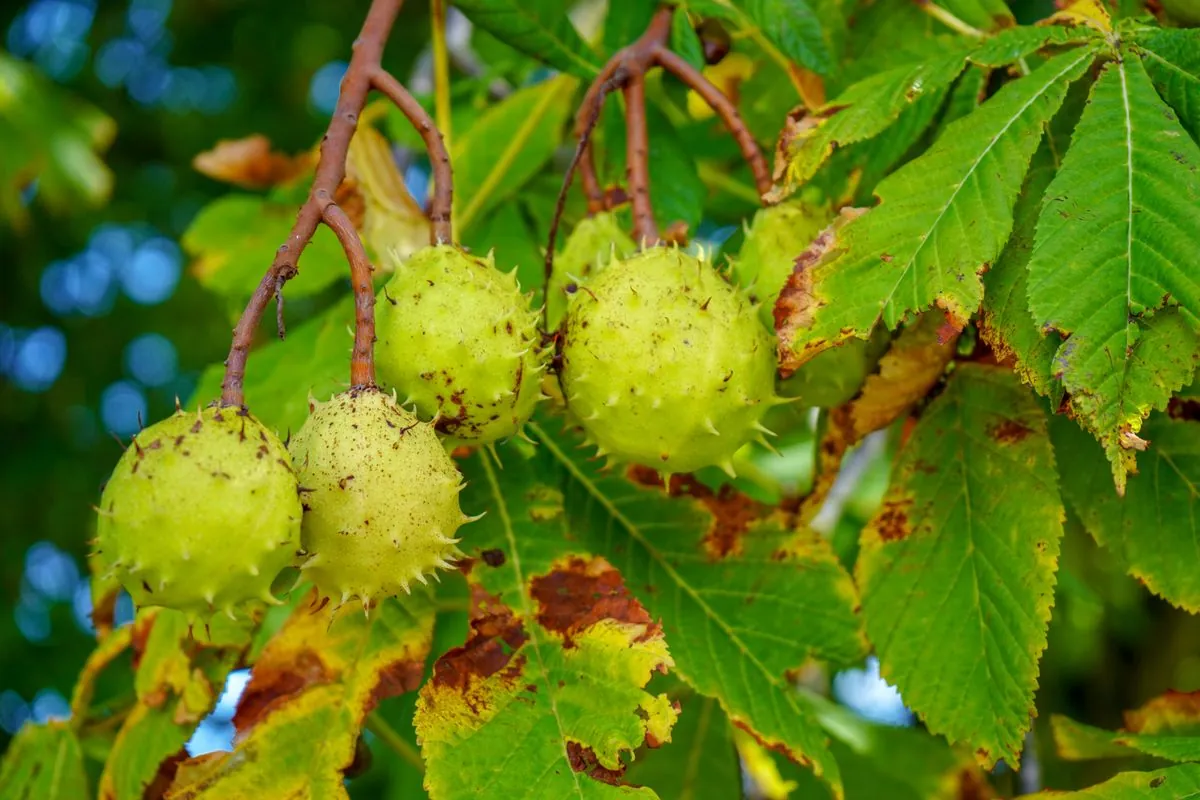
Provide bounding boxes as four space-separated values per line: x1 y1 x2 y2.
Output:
192 134 313 189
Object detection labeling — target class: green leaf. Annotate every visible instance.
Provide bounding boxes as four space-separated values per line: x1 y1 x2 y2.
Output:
777 45 1096 371
526 422 868 797
454 76 577 234
733 0 832 74
1136 28 1200 139
182 194 348 301
625 689 740 798
0 51 114 229
941 0 1014 31
1052 691 1200 762
0 722 89 800
416 449 675 798
857 364 1064 767
1024 763 1200 798
604 0 656 57
452 0 601 77
778 52 969 189
670 10 706 72
967 25 1097 67
1027 55 1200 490
1053 413 1200 612
980 141 1063 403
190 297 353 434
101 609 254 800
168 592 435 798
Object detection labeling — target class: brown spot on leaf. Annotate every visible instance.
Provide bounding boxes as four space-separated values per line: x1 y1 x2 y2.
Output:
873 496 913 542
430 588 528 694
989 418 1033 445
530 557 659 647
566 740 626 785
368 658 425 713
480 548 506 567
233 649 334 732
625 466 761 559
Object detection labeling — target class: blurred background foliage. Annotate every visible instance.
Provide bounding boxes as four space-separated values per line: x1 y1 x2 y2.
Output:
3 0 1200 796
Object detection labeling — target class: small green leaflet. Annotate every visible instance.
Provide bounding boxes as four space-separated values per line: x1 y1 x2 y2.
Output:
452 0 602 78
857 365 1063 768
527 420 867 798
778 44 1096 369
1135 27 1200 139
0 722 89 800
1024 763 1200 798
1027 55 1200 491
734 0 832 74
1052 689 1200 763
419 448 674 798
1053 414 1200 612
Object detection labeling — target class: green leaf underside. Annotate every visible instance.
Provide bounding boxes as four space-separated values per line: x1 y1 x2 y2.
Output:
1136 28 1200 139
417 449 673 799
168 593 435 798
525 421 869 798
784 45 1096 369
981 141 1063 402
182 194 348 301
1053 415 1200 612
0 722 88 800
191 297 354 435
857 364 1064 768
452 0 601 77
1027 55 1200 489
1024 763 1200 798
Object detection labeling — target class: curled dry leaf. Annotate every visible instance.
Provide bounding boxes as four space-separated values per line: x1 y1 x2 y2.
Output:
192 134 314 189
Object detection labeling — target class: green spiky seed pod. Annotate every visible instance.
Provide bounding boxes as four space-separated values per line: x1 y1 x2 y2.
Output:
561 247 779 476
732 200 831 328
289 387 469 610
546 212 637 330
95 406 302 619
375 244 544 444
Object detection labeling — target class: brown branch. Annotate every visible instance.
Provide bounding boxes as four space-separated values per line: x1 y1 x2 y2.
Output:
623 72 656 244
219 0 402 407
323 204 376 388
655 48 773 202
371 68 454 244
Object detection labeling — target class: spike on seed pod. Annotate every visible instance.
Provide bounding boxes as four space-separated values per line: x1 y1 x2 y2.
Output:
288 387 470 607
375 244 545 445
560 247 777 475
547 212 637 330
94 405 302 619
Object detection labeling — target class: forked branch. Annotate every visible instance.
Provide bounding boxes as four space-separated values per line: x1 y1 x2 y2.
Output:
220 0 453 406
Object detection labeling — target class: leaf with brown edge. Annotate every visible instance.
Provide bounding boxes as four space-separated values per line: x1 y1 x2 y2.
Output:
857 364 1064 769
166 590 434 799
524 419 867 798
418 448 676 799
100 609 254 800
192 134 314 189
1053 691 1200 764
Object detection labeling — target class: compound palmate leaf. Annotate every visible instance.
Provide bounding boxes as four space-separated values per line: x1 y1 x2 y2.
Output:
1027 52 1200 491
777 44 1097 370
1053 690 1200 763
528 421 867 798
857 364 1064 768
418 447 674 799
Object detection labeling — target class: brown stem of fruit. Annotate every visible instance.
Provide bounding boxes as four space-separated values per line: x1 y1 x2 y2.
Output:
544 6 772 268
323 204 376 388
370 68 454 244
220 0 455 407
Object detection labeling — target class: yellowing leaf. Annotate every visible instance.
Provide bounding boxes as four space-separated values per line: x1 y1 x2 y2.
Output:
1053 690 1200 763
1041 0 1111 33
347 125 429 264
858 364 1064 768
167 592 435 798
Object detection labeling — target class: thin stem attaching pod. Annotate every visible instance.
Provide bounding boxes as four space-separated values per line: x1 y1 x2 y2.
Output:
543 4 772 301
220 0 455 406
